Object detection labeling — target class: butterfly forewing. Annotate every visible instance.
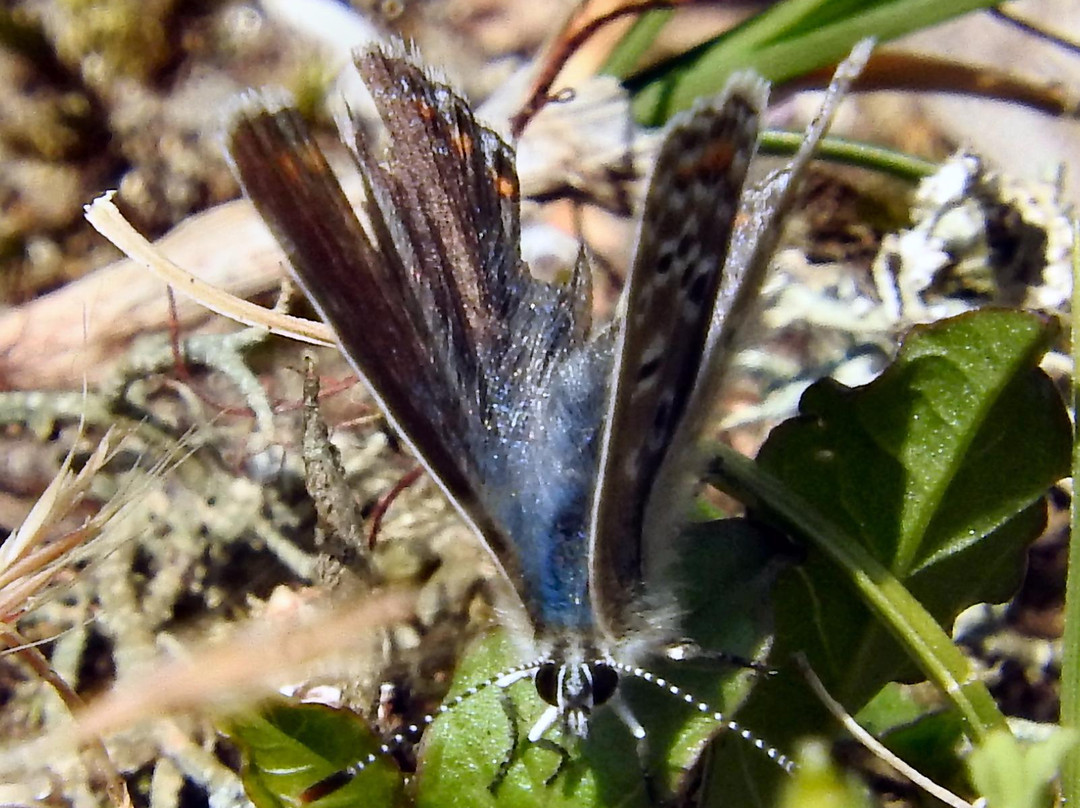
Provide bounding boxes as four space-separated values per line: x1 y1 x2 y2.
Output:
347 49 524 349
589 78 767 637
226 100 467 471
227 58 540 614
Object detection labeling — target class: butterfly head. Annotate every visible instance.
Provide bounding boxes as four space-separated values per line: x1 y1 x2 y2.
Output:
533 659 620 739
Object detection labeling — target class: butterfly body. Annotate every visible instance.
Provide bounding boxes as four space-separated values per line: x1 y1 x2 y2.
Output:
482 336 608 634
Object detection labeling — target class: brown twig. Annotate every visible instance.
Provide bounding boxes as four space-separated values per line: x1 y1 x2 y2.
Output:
511 0 696 137
367 465 424 549
989 6 1080 57
789 51 1080 118
165 286 192 383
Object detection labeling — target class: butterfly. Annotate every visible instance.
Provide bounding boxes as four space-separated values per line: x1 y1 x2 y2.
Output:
226 40 869 798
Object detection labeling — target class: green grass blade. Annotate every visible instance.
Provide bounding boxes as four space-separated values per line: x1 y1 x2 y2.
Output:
620 0 1000 124
1062 220 1080 805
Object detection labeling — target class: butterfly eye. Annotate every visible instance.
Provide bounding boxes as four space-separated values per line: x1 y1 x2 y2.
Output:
589 663 619 706
534 661 620 711
535 662 560 707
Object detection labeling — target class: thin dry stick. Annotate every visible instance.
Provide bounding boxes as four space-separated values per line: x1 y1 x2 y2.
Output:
84 193 335 348
0 625 132 808
511 0 694 137
794 653 975 808
990 6 1080 57
166 286 193 383
790 52 1080 118
72 589 417 740
367 465 424 549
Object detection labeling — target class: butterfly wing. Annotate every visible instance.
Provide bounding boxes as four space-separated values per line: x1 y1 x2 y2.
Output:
227 46 591 624
590 44 873 641
588 77 767 640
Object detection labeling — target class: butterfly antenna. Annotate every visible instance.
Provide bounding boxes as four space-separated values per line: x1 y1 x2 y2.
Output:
610 661 795 774
299 659 547 802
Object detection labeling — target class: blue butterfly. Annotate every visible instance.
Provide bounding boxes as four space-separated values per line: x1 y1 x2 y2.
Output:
227 40 869 796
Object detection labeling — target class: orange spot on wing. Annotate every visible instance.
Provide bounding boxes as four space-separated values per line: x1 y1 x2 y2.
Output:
416 100 437 122
495 173 516 198
676 140 736 180
488 167 516 198
450 131 474 160
266 139 330 186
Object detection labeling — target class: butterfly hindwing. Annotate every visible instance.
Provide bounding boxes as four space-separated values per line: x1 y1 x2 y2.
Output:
589 78 767 638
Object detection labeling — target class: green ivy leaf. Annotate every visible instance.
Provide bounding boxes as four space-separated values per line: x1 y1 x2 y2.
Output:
777 740 873 808
702 309 1070 805
762 310 1067 695
857 685 968 791
226 699 405 808
968 729 1079 808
